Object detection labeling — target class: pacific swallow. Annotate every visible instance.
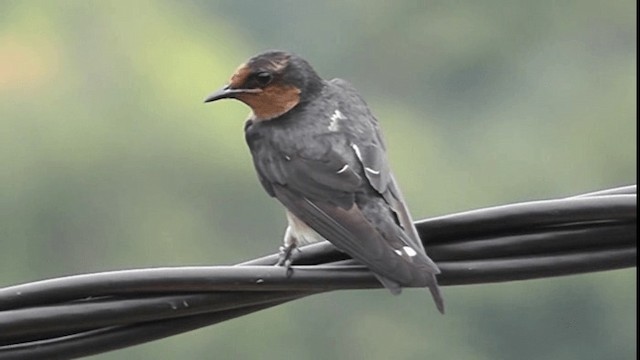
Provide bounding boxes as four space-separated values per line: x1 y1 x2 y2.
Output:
205 51 444 313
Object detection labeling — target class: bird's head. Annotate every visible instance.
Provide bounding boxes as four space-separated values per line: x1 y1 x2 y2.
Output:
204 51 323 121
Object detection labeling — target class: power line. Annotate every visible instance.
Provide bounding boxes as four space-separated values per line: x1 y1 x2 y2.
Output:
0 185 635 359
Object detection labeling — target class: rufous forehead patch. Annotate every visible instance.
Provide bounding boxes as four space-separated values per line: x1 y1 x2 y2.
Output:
228 54 292 89
228 63 251 89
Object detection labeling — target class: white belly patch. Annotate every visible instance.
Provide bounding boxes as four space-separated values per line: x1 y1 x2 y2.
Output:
285 211 326 245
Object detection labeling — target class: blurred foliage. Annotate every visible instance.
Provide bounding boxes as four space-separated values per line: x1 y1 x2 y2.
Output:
0 1 636 359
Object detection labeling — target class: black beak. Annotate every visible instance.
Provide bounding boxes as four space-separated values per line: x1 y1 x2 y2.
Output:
204 85 241 103
203 86 262 103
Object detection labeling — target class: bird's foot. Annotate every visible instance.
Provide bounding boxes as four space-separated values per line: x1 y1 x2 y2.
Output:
275 244 296 277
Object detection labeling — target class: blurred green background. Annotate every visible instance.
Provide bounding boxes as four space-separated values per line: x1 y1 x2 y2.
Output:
0 1 636 359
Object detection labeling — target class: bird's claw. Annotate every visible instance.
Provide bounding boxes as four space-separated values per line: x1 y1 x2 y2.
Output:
276 244 296 277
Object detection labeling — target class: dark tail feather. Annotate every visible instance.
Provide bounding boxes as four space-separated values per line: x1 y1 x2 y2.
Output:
374 274 403 295
375 273 445 314
427 275 445 314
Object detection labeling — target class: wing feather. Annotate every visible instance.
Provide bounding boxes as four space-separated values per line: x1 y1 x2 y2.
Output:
272 184 426 286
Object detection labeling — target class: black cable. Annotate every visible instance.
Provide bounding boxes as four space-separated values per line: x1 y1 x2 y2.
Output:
415 194 635 240
0 291 304 345
1 218 633 312
0 186 635 359
0 300 295 360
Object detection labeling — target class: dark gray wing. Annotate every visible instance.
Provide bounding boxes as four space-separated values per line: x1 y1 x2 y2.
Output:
330 78 430 255
252 142 441 298
271 181 432 291
347 137 442 311
252 143 362 210
352 141 430 255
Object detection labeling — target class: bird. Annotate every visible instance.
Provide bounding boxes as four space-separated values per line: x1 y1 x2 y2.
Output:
204 50 444 313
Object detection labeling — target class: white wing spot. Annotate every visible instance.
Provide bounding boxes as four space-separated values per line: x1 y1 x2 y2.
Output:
328 109 346 132
351 143 363 161
336 164 349 174
284 155 291 161
394 249 403 256
403 246 418 257
365 167 380 175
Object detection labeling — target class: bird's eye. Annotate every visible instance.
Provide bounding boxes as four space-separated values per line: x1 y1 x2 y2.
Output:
254 72 273 87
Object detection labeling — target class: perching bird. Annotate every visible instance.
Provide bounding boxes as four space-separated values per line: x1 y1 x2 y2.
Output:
204 51 444 313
